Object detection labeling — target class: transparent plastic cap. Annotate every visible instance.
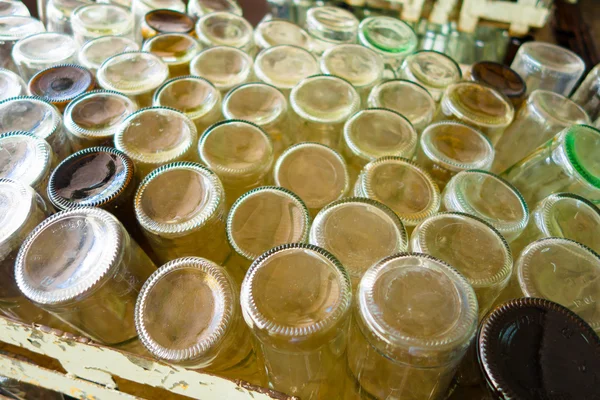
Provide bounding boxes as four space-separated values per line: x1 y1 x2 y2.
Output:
0 96 61 143
98 51 169 95
516 42 585 77
274 142 349 210
135 161 224 237
517 238 600 332
135 257 235 365
71 4 133 35
358 16 417 57
0 131 52 189
320 44 384 88
254 45 319 90
0 16 44 41
344 108 417 162
195 11 252 49
28 64 95 105
222 83 287 126
142 33 202 66
153 76 220 121
227 187 309 261
254 19 311 50
0 0 30 17
528 90 590 126
306 6 358 44
0 178 38 244
442 82 514 128
562 125 600 190
0 68 25 101
189 46 252 92
12 32 77 67
78 36 140 72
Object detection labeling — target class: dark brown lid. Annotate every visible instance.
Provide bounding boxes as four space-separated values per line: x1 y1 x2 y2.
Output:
28 64 95 107
144 9 195 35
477 298 600 400
471 61 526 99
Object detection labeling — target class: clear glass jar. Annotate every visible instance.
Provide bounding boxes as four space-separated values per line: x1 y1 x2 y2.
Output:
153 76 221 136
416 121 494 190
135 161 229 266
141 9 194 40
12 32 77 82
502 124 600 206
510 42 585 96
132 0 186 44
0 96 70 161
0 16 45 73
273 142 349 216
240 243 352 399
290 74 360 152
71 4 134 46
571 63 600 121
435 81 514 146
492 90 590 174
134 257 259 383
309 197 407 288
367 79 436 133
46 0 91 35
346 253 478 400
187 0 242 20
115 106 197 180
254 19 311 51
189 46 253 95
254 45 319 97
399 50 462 102
442 170 529 242
28 64 95 113
0 0 29 16
195 12 254 54
142 33 202 78
198 120 273 207
223 82 289 157
354 156 441 231
97 51 169 108
469 61 527 109
78 35 140 76
305 6 359 55
0 67 25 101
64 90 138 152
15 207 157 345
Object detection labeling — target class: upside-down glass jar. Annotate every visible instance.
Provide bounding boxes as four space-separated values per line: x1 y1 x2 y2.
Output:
78 35 140 76
0 0 29 16
11 32 77 81
0 68 25 101
141 9 194 40
187 0 241 20
189 46 253 95
195 11 254 54
0 16 45 73
305 6 359 55
71 3 134 46
254 19 311 51
142 33 202 78
399 50 462 102
46 0 91 34
131 0 186 43
28 64 95 112
469 61 527 109
571 63 600 121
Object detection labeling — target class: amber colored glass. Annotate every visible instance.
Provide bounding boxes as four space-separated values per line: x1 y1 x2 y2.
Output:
28 64 95 112
142 33 202 77
141 9 194 40
132 0 186 43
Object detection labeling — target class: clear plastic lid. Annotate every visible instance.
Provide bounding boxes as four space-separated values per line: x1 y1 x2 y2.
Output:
188 0 241 18
0 97 61 143
135 161 224 237
98 51 169 96
0 68 25 101
189 46 253 92
402 50 461 97
144 9 194 35
310 197 407 285
78 36 140 72
48 147 134 210
222 82 286 126
517 42 585 76
0 178 39 244
470 61 526 100
195 11 252 49
254 19 311 50
142 33 202 66
528 90 590 126
227 187 309 261
305 6 358 44
290 74 360 124
153 76 220 121
517 238 600 332
28 64 95 105
0 16 44 41
355 156 440 227
71 4 133 34
442 82 514 128
240 243 351 338
344 108 417 162
357 253 478 364
358 16 417 57
15 207 124 305
562 125 600 190
0 0 30 16
254 45 319 90
0 131 53 189
320 44 383 89
274 142 348 210
64 90 138 140
12 32 77 66
135 257 236 365
420 121 494 172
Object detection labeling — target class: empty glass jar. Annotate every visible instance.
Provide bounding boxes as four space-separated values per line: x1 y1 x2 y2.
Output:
141 9 194 40
46 0 91 34
189 46 253 95
78 35 139 76
254 19 311 51
305 6 359 55
0 16 45 73
399 50 462 101
469 61 527 109
132 0 186 43
71 3 134 46
254 45 319 96
28 64 95 112
0 68 25 101
571 63 600 121
142 33 202 78
0 0 29 16
11 32 77 81
195 12 254 54
187 0 241 20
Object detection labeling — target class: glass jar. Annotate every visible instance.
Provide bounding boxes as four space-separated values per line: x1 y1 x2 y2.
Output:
510 42 585 96
46 0 91 34
367 79 436 133
132 0 186 44
492 90 590 174
469 61 527 109
309 197 407 288
198 120 273 207
153 76 221 136
12 32 77 81
134 257 259 383
354 156 441 231
0 68 25 101
254 45 319 97
346 253 478 400
141 9 194 40
115 106 197 180
15 207 157 345
0 16 45 73
290 74 360 152
135 162 230 266
0 96 70 161
195 12 254 54
305 6 359 55
274 142 349 216
64 90 138 152
254 19 311 51
142 33 201 78
97 51 169 108
343 108 417 181
434 81 514 146
0 0 29 16
571 63 600 121
416 121 494 190
28 64 95 113
189 46 253 95
502 124 600 206
71 4 134 46
223 83 289 157
478 298 600 399
188 0 241 20
399 50 462 102
240 243 352 399
78 35 140 76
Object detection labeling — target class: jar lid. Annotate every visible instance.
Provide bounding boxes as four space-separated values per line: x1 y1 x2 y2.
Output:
28 64 95 105
517 42 585 76
442 82 514 128
0 178 38 245
241 243 351 339
274 142 349 210
227 187 309 261
98 51 169 95
254 19 311 50
309 197 407 285
188 0 241 18
195 11 252 49
478 298 600 399
528 90 590 126
0 68 25 101
142 33 202 66
71 3 133 33
254 45 319 90
12 32 77 65
144 9 194 35
563 124 600 189
344 108 417 162
305 6 358 44
135 162 224 237
403 50 462 90
0 16 44 41
153 76 221 121
471 61 526 99
222 82 287 127
320 44 384 88
0 0 30 17
135 257 236 366
78 36 140 72
189 46 252 92
0 131 53 189
358 16 417 56
0 96 61 143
